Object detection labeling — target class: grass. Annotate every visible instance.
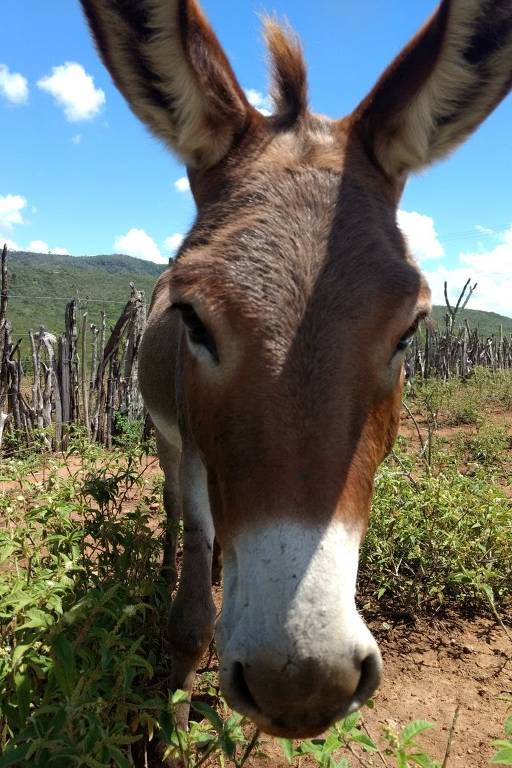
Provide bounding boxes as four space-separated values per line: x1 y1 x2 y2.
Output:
0 370 511 766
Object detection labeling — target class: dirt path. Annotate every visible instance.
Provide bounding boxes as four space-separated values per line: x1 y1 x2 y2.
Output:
362 618 511 766
246 618 512 767
3 449 510 766
200 582 511 768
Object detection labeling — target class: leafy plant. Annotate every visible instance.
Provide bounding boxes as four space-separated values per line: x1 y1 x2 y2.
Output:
280 711 441 768
491 700 512 765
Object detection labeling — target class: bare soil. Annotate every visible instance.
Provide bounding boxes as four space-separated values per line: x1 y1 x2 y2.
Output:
245 617 511 768
366 617 511 766
2 422 511 767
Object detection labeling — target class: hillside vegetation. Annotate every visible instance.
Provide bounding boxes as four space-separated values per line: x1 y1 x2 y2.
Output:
4 251 166 351
3 250 512 346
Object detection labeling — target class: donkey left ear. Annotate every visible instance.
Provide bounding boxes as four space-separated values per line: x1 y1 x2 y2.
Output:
80 0 260 170
353 0 512 179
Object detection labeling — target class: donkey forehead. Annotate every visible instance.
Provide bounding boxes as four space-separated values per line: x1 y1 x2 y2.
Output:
172 123 428 342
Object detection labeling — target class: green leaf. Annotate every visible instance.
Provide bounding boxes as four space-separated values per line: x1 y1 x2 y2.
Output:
0 745 30 768
52 634 76 669
12 643 31 667
14 668 31 724
409 753 438 768
106 745 132 768
481 583 496 608
339 711 360 732
505 717 512 737
400 720 434 747
16 607 53 631
0 541 18 565
322 732 341 753
490 746 512 764
334 760 349 768
298 740 322 757
171 689 189 705
219 734 237 758
191 701 224 732
349 729 378 751
280 738 295 763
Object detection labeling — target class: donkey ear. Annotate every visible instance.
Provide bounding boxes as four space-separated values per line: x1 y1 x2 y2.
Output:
80 0 259 169
354 0 512 179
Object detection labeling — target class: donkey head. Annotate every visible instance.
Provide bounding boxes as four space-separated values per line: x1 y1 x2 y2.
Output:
81 0 511 737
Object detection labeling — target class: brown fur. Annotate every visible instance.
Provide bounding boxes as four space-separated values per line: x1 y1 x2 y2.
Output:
265 18 308 124
81 0 511 745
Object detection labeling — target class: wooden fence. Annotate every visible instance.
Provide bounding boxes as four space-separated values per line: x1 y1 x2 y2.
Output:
0 246 511 453
0 245 146 452
407 322 512 380
406 280 512 380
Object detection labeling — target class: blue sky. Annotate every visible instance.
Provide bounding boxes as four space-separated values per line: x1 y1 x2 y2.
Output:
1 1 511 314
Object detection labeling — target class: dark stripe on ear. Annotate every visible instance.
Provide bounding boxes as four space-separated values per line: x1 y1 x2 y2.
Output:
436 66 512 129
112 0 151 32
356 2 450 129
463 1 512 65
82 1 174 115
181 0 251 121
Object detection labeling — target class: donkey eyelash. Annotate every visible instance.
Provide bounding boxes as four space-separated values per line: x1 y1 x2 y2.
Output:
396 313 427 352
173 302 220 363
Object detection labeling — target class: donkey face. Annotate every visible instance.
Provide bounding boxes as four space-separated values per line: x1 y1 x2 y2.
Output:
167 118 431 733
82 0 512 738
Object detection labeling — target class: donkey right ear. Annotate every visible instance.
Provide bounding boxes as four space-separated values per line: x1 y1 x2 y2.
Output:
80 0 260 169
353 0 512 180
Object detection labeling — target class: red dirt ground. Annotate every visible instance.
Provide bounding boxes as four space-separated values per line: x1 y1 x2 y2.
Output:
2 414 511 767
197 607 511 768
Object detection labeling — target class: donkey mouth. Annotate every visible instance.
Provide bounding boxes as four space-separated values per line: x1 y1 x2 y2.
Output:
221 651 382 738
224 661 263 720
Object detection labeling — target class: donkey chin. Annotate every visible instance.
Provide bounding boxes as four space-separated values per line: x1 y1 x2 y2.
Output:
216 520 382 737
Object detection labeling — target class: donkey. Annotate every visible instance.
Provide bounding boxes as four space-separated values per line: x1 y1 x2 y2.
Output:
81 0 512 740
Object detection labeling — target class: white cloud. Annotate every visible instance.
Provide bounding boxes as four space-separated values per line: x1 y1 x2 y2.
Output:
0 194 27 230
26 240 70 255
28 239 49 253
174 176 190 193
424 224 512 318
397 209 444 262
114 228 167 264
244 88 272 116
0 236 69 255
37 62 105 121
0 236 21 251
0 64 29 104
72 133 82 145
164 233 184 254
475 224 499 238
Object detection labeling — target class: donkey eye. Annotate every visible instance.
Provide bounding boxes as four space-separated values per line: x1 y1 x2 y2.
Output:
173 303 219 363
396 316 422 353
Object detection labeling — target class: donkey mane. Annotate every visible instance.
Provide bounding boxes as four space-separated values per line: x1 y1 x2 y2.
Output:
265 19 308 125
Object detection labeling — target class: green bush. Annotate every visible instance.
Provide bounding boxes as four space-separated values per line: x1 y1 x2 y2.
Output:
457 424 509 467
361 453 512 612
1 403 511 765
407 368 512 428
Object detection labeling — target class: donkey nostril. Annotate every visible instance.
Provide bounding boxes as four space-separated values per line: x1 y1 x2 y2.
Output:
230 662 260 713
350 651 382 712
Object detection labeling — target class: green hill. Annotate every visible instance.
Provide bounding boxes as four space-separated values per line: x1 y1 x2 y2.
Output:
429 306 512 338
2 251 511 360
3 251 167 356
